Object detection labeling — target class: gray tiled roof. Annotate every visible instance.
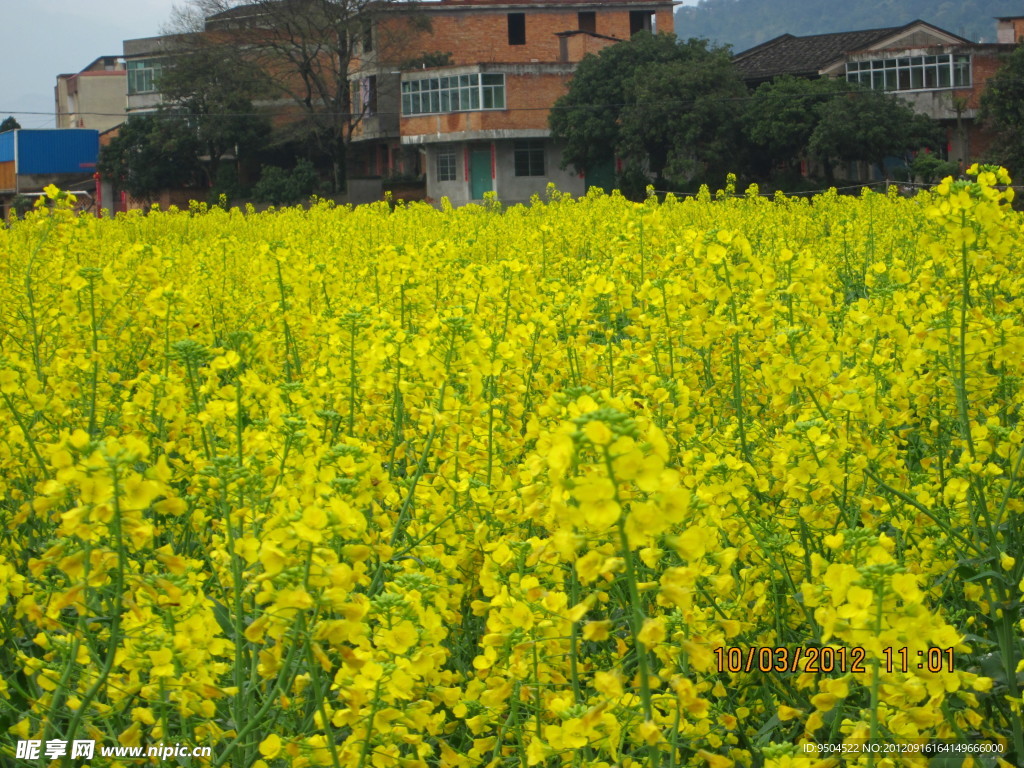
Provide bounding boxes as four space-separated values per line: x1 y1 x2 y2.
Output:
733 26 904 81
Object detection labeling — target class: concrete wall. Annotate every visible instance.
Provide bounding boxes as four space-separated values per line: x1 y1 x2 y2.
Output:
346 178 385 205
495 139 584 204
15 173 94 192
55 77 71 129
423 138 584 206
71 73 128 132
126 92 163 113
898 90 975 120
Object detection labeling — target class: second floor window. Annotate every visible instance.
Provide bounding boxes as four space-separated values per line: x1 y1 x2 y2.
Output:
402 73 505 115
359 76 378 116
629 10 654 36
846 54 971 91
361 18 374 52
127 58 163 95
508 13 526 45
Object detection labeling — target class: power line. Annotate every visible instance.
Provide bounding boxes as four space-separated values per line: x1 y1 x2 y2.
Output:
4 71 1012 122
0 84 988 122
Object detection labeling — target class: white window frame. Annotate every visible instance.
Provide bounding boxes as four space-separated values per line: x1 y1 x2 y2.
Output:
436 149 457 182
845 53 971 92
127 58 164 95
401 73 505 116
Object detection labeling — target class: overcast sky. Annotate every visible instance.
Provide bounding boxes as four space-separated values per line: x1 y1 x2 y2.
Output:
0 1 185 128
1 0 699 129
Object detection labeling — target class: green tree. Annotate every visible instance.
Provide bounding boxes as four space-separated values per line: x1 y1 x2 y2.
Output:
0 116 20 132
744 76 849 177
745 78 941 184
252 159 320 205
97 115 203 202
179 0 428 193
909 152 958 184
620 45 747 186
809 87 941 182
980 45 1024 177
156 39 272 186
551 33 744 190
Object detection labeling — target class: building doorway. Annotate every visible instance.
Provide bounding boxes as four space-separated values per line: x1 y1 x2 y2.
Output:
585 158 616 193
470 148 492 199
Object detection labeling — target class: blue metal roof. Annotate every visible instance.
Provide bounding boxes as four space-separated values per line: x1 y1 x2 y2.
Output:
11 129 99 175
0 131 14 163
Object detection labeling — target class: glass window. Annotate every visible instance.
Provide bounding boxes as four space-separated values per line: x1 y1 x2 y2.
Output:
437 149 457 182
514 140 545 176
953 55 971 86
127 58 163 95
846 53 968 92
401 73 504 115
361 76 377 116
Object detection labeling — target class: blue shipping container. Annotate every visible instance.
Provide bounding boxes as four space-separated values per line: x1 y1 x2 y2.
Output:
14 130 99 175
0 131 13 163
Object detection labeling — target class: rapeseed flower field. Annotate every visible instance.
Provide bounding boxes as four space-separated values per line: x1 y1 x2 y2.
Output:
0 168 1021 768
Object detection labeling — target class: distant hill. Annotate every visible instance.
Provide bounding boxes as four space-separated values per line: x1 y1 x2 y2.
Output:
675 0 1020 54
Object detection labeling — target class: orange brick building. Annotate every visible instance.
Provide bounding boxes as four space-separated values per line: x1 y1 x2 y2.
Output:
122 0 674 204
351 0 676 204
